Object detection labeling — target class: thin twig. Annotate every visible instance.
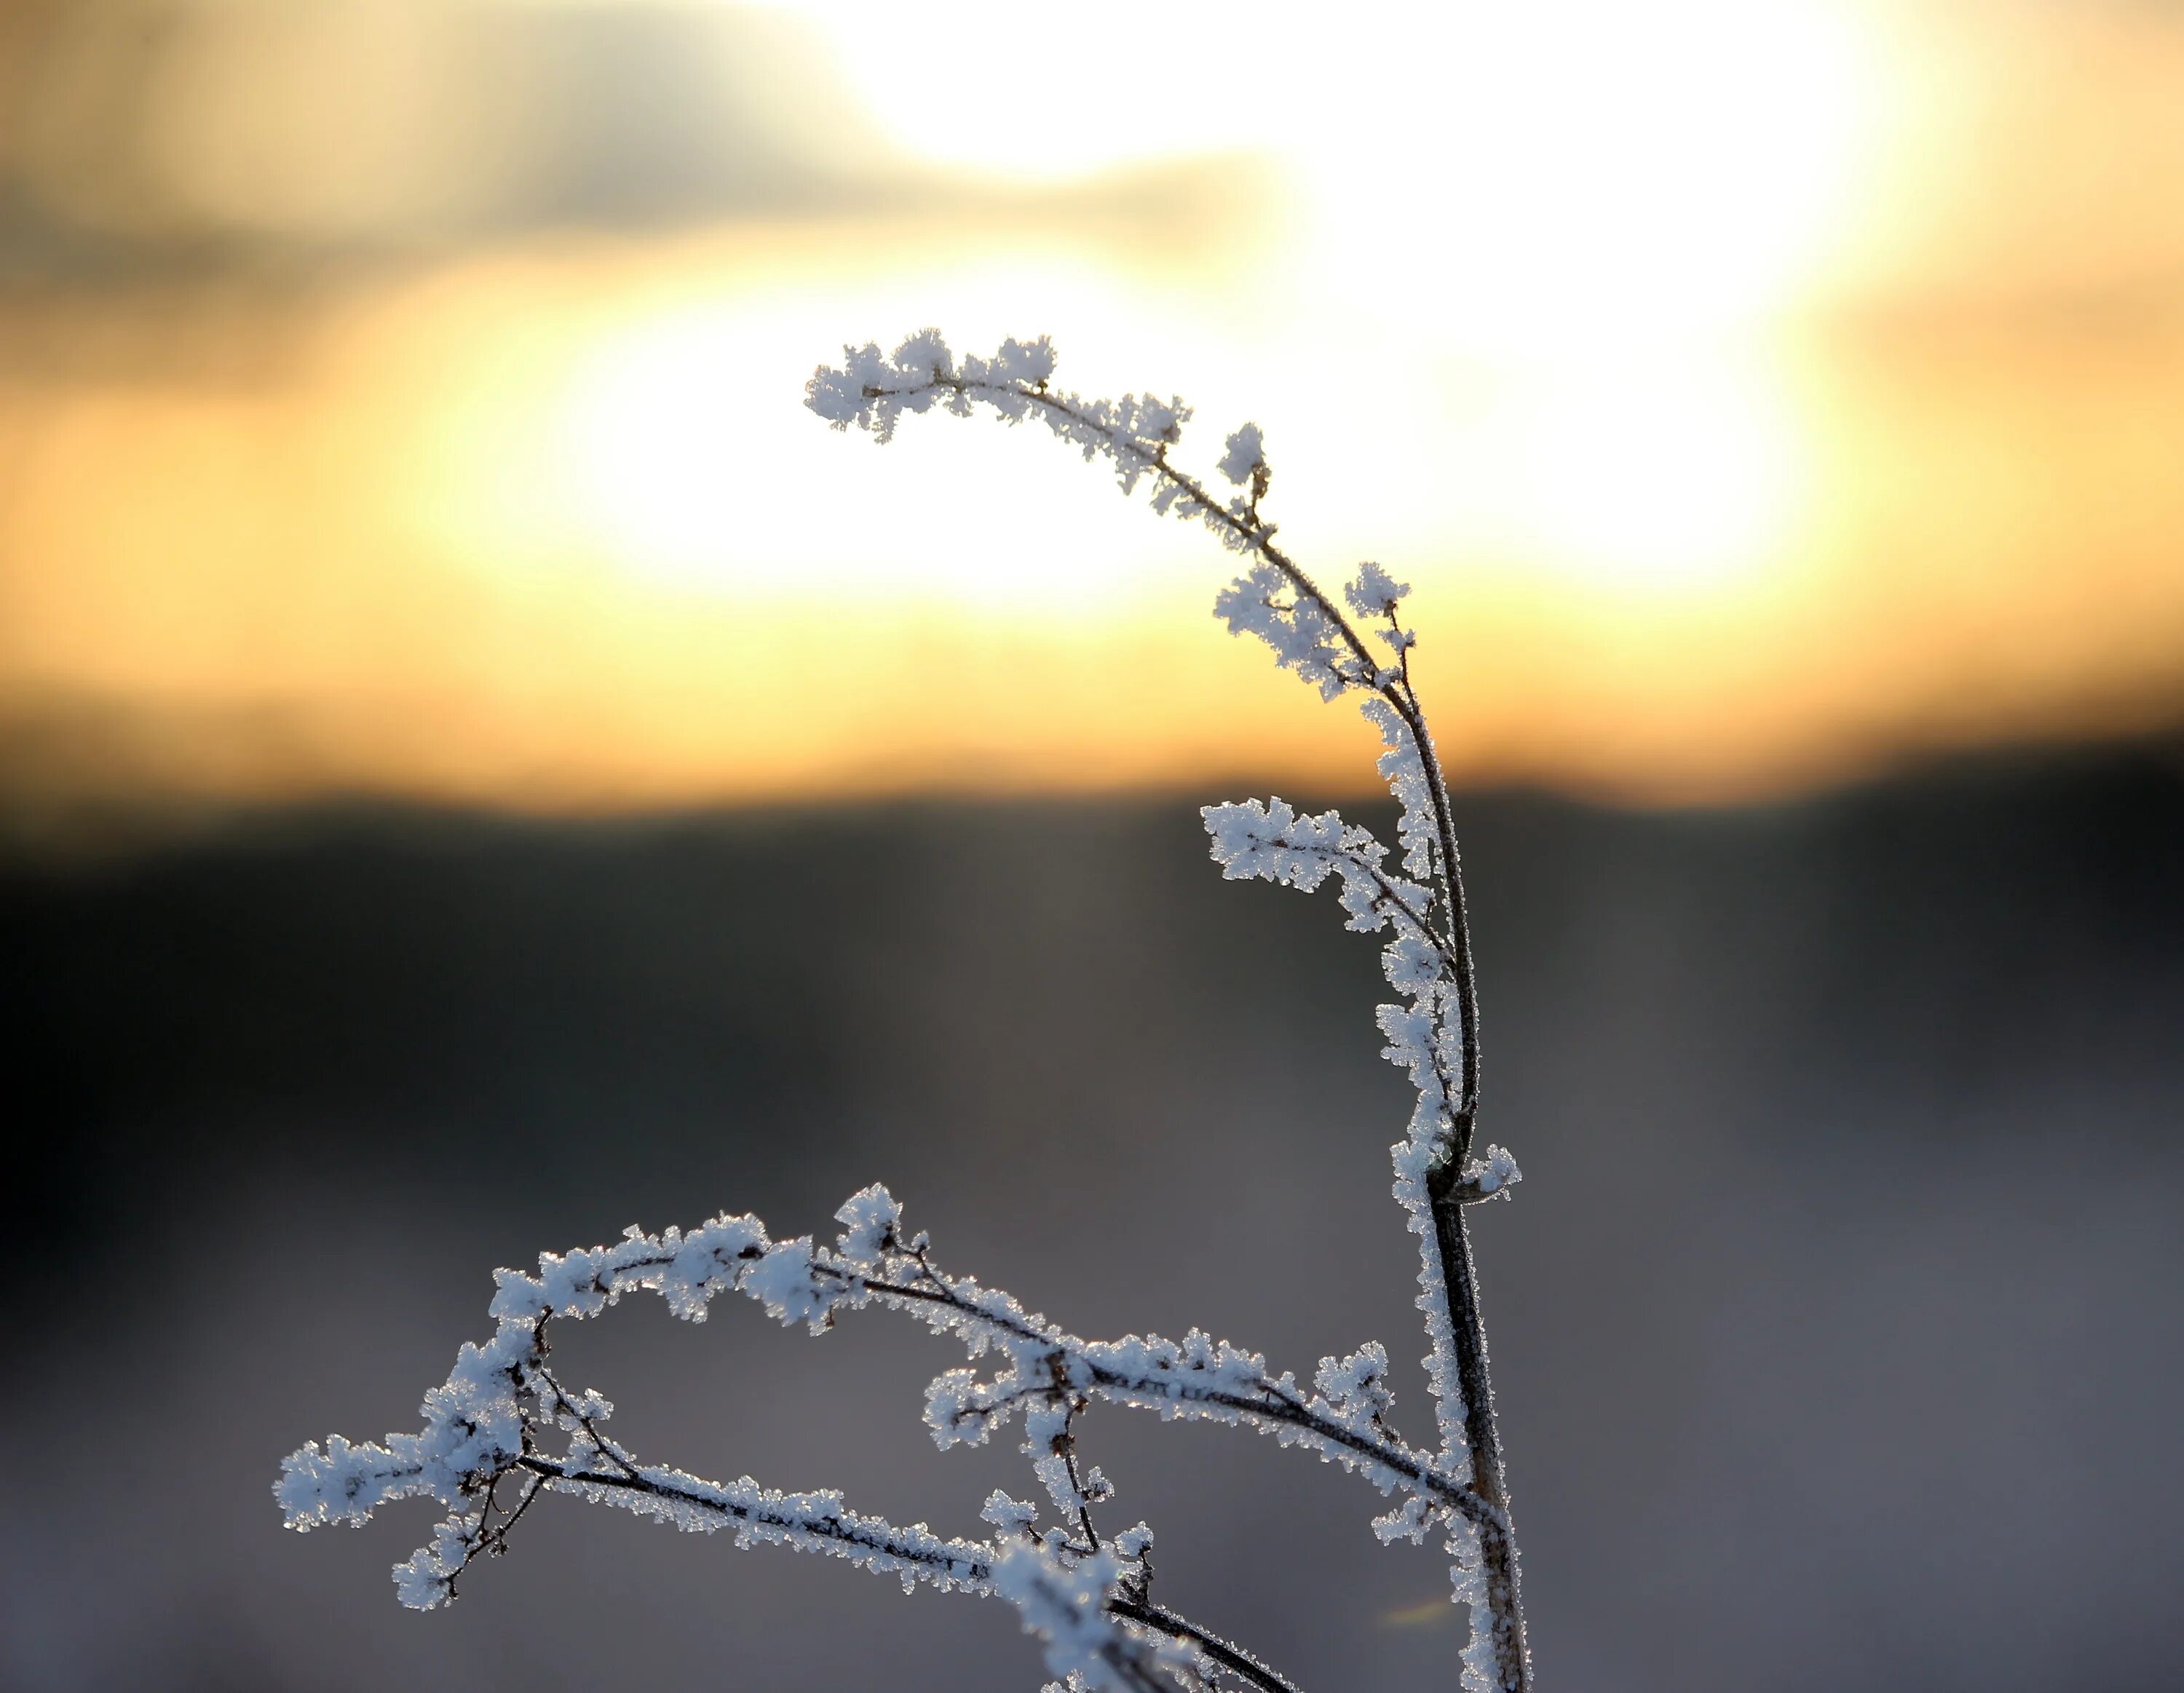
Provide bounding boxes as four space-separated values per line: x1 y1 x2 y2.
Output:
926 366 1529 1689
1113 1600 1307 1693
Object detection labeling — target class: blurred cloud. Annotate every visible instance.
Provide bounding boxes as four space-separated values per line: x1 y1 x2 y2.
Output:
1 1 893 262
0 0 2180 834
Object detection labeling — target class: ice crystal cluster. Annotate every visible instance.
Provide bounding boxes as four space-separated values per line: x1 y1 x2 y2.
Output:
279 333 1535 1693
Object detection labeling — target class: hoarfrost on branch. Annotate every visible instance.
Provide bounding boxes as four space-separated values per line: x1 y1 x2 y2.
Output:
278 331 1537 1693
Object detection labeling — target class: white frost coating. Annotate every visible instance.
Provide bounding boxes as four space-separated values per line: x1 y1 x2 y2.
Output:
1360 695 1440 882
803 329 1527 1691
981 1490 1041 1535
1214 562 1357 701
1469 1144 1522 1196
281 331 1532 1693
1216 421 1266 488
1315 1342 1396 1427
277 1187 1491 1621
993 1545 1152 1693
1344 560 1408 619
831 1183 906 1271
1200 780 1476 1469
808 331 1198 517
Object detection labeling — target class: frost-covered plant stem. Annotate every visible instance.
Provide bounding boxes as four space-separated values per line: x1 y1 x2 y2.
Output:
809 332 1528 1689
279 332 1538 1693
992 374 1524 1689
1428 1183 1526 1684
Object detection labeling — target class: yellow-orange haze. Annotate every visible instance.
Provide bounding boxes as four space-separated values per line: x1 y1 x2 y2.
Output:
1 1 2180 832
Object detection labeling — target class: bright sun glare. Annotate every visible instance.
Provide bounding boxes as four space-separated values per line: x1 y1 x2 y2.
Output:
796 1 1875 332
518 1 1880 601
18 0 2181 814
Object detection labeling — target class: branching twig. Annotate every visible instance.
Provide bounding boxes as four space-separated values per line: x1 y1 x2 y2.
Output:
277 331 1540 1693
809 333 1528 1687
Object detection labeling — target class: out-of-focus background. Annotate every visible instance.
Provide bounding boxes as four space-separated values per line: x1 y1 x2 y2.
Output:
4 0 2184 820
2 3 2179 1691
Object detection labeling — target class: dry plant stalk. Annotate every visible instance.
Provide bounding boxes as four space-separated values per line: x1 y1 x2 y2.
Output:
274 332 1535 1693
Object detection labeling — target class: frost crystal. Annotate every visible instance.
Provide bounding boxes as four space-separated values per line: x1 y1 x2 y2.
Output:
279 331 1535 1693
994 1545 1151 1692
1216 422 1266 487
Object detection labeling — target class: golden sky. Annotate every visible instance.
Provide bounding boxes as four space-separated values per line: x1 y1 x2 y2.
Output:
1 0 2180 831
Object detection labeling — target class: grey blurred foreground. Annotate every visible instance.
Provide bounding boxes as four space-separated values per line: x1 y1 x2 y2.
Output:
4 751 2180 1692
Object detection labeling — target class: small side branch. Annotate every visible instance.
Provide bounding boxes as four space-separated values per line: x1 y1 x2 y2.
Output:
525 1451 1305 1693
1114 1600 1307 1693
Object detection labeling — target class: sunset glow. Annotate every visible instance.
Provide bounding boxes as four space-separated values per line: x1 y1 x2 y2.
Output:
1 0 2179 833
